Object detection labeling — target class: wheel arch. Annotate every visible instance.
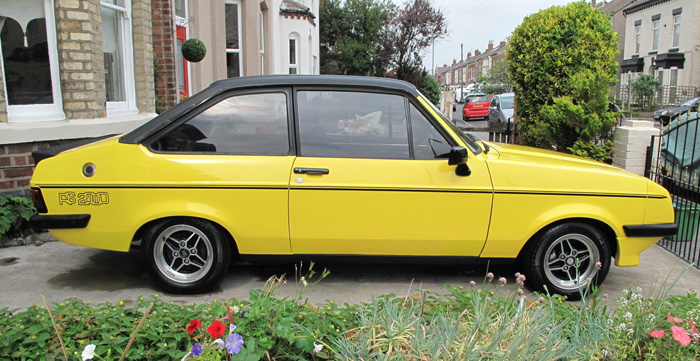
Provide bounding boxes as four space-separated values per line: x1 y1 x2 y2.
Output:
133 216 240 257
517 217 617 261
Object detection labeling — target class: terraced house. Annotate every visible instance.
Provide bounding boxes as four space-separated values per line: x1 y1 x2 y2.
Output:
0 0 320 196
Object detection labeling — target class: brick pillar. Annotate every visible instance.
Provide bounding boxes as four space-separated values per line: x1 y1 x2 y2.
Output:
152 0 178 112
0 69 6 123
55 0 107 119
613 120 660 176
133 0 156 114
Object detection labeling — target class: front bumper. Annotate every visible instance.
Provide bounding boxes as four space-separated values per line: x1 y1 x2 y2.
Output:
623 223 678 237
31 214 91 229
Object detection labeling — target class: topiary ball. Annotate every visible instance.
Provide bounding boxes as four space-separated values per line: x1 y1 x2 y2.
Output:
182 38 207 63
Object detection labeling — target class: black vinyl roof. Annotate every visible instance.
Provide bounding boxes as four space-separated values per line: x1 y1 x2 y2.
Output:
120 75 419 144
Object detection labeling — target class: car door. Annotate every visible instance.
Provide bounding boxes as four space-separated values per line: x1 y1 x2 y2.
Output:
144 89 296 255
288 89 492 257
488 96 499 124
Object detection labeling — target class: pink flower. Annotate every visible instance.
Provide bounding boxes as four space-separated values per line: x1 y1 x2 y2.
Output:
667 313 684 323
486 272 494 280
517 289 524 295
469 281 476 287
595 261 602 269
671 326 691 346
650 330 665 338
498 277 507 285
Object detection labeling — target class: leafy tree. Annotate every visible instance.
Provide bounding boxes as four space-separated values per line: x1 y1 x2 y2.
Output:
420 74 441 105
475 59 512 95
320 0 393 76
629 74 661 111
507 1 618 161
385 0 447 87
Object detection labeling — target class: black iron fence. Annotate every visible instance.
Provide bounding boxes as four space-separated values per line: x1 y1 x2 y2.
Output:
612 85 698 112
646 112 700 269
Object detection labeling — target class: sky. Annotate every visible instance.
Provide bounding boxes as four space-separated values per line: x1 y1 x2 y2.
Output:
409 0 581 72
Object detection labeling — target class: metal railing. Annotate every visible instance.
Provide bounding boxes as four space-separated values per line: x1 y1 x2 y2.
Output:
612 85 698 112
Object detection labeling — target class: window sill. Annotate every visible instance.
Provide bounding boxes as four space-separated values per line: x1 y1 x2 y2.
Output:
0 113 156 145
648 51 658 55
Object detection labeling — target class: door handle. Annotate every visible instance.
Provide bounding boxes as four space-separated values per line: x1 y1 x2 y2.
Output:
294 167 329 175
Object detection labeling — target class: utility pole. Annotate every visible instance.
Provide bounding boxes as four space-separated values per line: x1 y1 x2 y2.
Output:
431 40 435 77
460 43 464 102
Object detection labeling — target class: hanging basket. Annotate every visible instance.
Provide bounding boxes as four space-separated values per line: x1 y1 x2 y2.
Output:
182 38 207 63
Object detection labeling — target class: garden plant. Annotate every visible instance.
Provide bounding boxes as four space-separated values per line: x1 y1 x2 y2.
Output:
1 261 699 360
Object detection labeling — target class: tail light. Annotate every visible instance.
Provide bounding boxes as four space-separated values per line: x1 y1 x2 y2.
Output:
30 188 48 213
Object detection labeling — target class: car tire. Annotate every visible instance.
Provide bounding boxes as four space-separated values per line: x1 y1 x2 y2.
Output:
142 217 231 293
522 222 611 300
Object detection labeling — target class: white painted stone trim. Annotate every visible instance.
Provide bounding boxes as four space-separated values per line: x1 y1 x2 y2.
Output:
0 113 156 145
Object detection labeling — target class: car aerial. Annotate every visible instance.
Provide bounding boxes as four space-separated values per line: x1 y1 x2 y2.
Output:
30 75 676 298
654 97 700 125
488 93 515 131
462 93 489 121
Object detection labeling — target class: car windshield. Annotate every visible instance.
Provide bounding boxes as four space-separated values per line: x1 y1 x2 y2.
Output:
467 95 488 103
501 96 514 109
417 93 482 156
681 97 700 107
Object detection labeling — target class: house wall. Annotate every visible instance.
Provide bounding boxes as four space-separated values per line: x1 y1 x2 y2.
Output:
621 0 699 88
0 0 156 195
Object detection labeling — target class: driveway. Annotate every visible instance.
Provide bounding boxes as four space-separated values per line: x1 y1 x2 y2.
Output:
0 239 697 310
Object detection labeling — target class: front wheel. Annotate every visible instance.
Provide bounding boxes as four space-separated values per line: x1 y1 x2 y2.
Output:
142 218 231 293
523 222 611 299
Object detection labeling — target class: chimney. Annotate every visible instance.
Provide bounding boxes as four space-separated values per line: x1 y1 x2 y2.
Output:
499 41 506 47
467 52 472 60
487 40 493 51
475 50 481 56
452 59 457 66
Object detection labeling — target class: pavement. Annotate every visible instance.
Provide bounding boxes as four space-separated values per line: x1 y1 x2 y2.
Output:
0 238 698 311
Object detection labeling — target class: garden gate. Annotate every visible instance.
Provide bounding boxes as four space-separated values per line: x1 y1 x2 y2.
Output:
645 111 700 269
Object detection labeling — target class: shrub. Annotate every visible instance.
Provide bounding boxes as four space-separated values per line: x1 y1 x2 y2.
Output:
182 38 207 63
420 75 441 105
630 74 662 111
0 195 36 240
507 2 618 160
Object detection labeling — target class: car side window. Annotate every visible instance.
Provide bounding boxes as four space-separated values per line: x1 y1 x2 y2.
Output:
297 91 409 159
410 104 452 160
150 92 289 155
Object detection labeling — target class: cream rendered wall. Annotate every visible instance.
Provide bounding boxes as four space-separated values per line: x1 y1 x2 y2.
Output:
274 0 319 75
623 0 698 88
188 0 227 93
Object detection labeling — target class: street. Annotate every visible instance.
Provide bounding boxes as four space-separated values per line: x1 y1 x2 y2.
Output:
1 239 698 310
451 103 490 141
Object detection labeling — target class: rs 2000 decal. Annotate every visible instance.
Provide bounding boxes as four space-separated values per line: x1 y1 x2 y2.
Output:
58 192 109 206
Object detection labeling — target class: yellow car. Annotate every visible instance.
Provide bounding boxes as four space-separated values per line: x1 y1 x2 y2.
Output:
30 75 676 297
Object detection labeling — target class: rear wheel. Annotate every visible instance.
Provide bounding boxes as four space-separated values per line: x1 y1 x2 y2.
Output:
523 222 611 299
142 218 231 293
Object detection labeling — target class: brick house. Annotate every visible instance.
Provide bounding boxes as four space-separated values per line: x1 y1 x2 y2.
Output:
0 0 320 196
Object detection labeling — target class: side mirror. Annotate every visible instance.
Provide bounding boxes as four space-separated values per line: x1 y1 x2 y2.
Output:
448 146 468 166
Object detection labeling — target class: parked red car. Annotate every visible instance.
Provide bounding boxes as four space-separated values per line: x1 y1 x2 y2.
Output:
463 94 489 121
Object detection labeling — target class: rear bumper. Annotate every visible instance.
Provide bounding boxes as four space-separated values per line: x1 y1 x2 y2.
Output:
31 214 91 229
623 223 677 237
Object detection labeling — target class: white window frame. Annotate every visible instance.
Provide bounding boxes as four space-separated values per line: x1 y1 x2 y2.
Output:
288 35 298 75
672 14 681 48
634 24 641 54
225 0 242 78
0 0 65 122
101 0 137 116
651 19 659 51
259 12 264 75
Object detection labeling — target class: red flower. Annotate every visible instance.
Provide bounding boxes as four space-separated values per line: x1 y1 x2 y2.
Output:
667 313 684 323
671 326 691 346
650 330 665 338
187 319 201 334
225 306 234 324
207 320 226 339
